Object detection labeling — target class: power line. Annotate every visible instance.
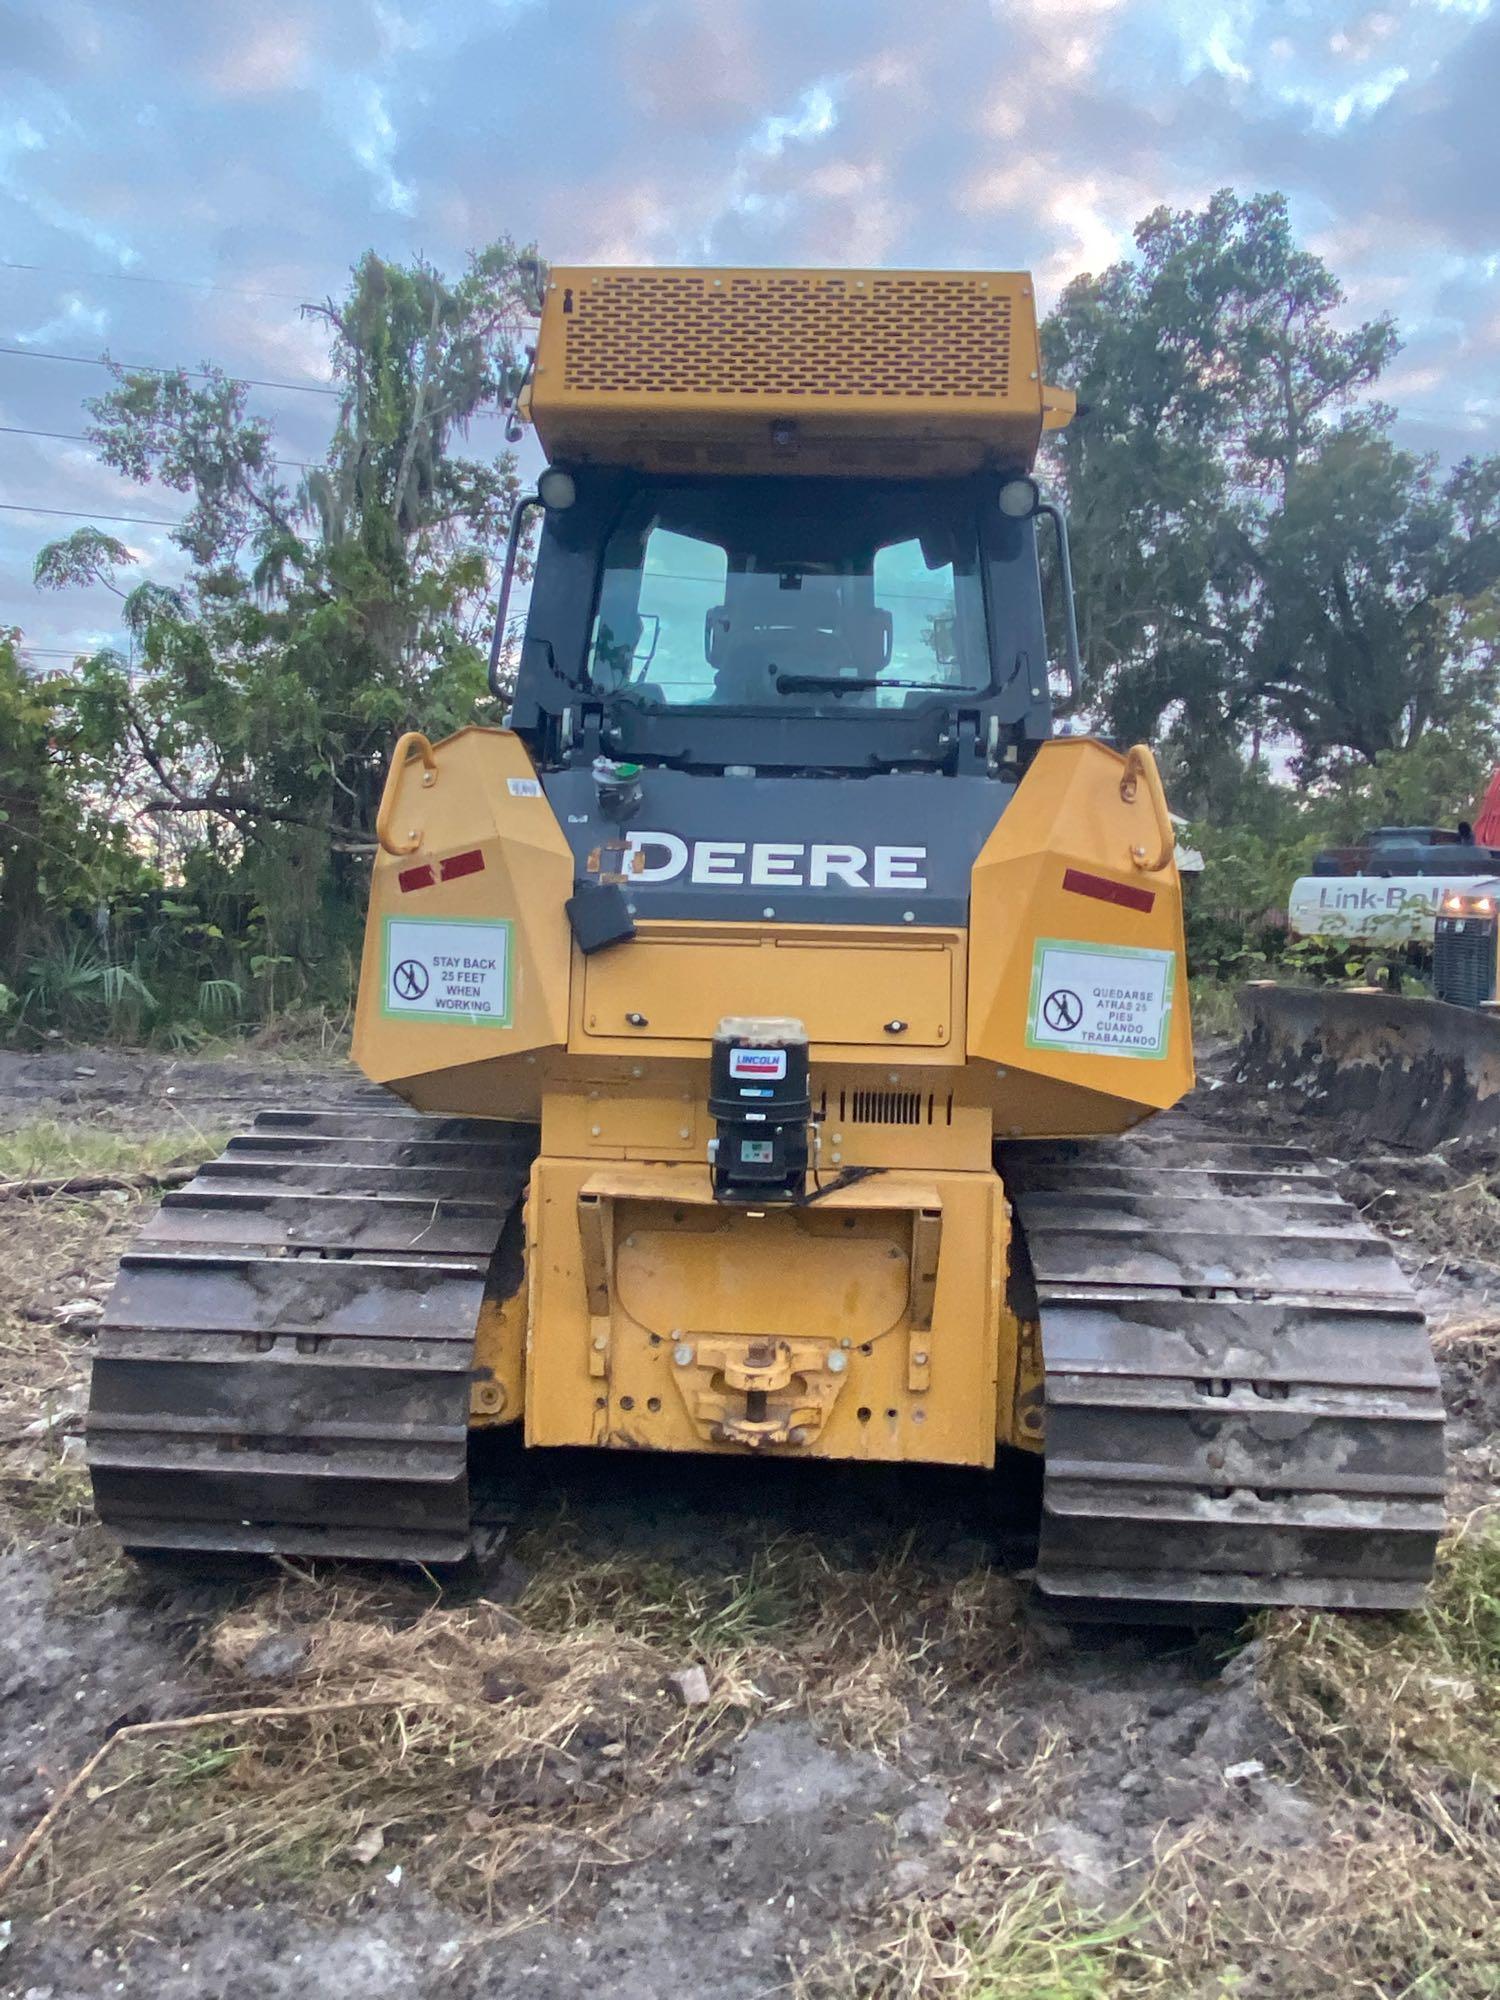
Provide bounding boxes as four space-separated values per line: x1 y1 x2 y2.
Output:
1 258 313 307
1 424 95 443
0 501 183 528
0 422 318 470
1 258 543 329
0 341 339 397
0 342 517 415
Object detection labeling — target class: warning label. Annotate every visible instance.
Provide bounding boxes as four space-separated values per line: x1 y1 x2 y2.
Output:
382 917 512 1025
1025 940 1174 1060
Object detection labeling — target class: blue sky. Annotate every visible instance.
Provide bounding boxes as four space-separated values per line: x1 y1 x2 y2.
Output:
4 0 1499 663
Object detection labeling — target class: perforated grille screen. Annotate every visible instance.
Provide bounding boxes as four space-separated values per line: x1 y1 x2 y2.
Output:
1434 920 1496 1008
556 270 1018 401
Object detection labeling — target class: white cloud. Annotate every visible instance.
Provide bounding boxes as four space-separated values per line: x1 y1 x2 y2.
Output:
0 95 139 266
15 293 110 346
205 17 312 96
750 83 840 160
1278 61 1411 126
324 75 415 215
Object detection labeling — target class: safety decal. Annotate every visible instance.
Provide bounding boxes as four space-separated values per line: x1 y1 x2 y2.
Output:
1025 939 1175 1060
506 777 542 797
381 916 513 1025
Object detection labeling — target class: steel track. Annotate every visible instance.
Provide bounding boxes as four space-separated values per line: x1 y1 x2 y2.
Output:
90 1102 1446 1606
1005 1120 1446 1614
87 1104 536 1562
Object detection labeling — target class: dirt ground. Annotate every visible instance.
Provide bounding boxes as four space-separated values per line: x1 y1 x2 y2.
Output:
1 1042 1497 1998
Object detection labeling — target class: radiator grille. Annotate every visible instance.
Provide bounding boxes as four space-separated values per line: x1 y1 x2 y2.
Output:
852 1090 923 1126
1434 919 1496 1008
824 1089 954 1127
558 270 1015 402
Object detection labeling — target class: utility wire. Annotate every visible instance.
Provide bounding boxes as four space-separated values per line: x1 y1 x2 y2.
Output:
0 424 98 443
0 422 318 470
1 257 543 328
0 341 517 415
1 258 314 307
0 341 339 396
0 501 183 528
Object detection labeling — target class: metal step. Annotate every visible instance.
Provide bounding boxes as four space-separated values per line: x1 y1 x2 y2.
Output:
1014 1192 1356 1231
87 1104 535 1563
1008 1165 1348 1201
145 1188 508 1257
1026 1137 1327 1173
1004 1121 1445 1616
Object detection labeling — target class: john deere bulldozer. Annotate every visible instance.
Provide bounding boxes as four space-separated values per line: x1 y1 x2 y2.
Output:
86 268 1444 1614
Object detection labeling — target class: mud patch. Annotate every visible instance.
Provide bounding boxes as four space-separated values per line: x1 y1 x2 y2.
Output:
0 1542 206 1848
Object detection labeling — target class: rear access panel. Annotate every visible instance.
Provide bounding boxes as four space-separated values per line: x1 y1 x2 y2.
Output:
577 924 960 1054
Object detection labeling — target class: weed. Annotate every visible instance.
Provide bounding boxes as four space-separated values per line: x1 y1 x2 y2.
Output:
1187 975 1242 1041
1264 1515 1500 1815
14 941 156 1042
0 1118 222 1185
516 1528 819 1654
815 1878 1167 1999
10 1457 95 1537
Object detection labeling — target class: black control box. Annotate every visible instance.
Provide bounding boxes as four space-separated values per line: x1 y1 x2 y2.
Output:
708 1017 810 1203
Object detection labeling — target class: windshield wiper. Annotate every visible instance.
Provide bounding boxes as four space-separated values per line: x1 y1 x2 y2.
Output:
773 673 953 694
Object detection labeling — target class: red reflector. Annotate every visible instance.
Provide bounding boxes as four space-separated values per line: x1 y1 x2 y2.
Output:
397 864 435 892
440 849 485 881
1063 867 1155 914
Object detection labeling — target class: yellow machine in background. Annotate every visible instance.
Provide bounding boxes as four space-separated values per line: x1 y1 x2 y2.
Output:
88 267 1443 1616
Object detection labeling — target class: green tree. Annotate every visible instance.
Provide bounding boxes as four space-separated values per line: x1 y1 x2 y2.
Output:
35 242 539 980
0 627 147 981
1041 189 1500 791
1254 439 1500 770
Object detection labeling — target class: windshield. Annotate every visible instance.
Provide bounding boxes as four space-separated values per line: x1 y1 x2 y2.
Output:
586 478 990 709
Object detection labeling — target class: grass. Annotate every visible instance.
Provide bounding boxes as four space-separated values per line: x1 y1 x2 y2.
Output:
8 1504 1500 1999
11 1457 97 1537
1187 974 1244 1041
248 1002 353 1056
2 1526 1026 1925
803 1495 1500 2000
6 1566 753 1921
0 1115 228 1557
808 1875 1169 1999
1264 1516 1500 1827
7 1423 1499 1992
0 1116 225 1185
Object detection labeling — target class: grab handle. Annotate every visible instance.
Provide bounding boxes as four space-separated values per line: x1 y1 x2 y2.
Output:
488 493 543 698
376 732 438 856
1036 499 1083 715
1119 744 1175 873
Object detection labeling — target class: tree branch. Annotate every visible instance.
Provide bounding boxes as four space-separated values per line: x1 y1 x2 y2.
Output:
144 791 374 852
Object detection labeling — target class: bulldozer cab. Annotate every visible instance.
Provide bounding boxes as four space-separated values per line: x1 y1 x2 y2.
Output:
509 468 1057 771
503 467 1066 935
502 264 1079 796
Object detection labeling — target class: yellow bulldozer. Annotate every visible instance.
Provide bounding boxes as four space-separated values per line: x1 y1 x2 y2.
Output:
86 267 1444 1615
